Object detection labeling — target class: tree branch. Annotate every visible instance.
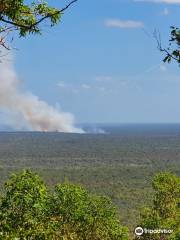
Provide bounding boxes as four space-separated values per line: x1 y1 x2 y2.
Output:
154 29 180 63
0 17 28 29
0 0 78 31
29 0 78 28
159 47 179 62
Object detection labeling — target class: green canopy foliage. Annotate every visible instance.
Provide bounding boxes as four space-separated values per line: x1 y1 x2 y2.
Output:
0 170 179 240
135 172 180 240
0 0 77 50
0 0 61 36
0 170 128 240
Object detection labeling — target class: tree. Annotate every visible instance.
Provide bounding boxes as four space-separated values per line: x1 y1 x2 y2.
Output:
49 183 128 240
0 170 49 239
155 27 180 65
135 172 180 240
0 0 78 50
0 170 129 240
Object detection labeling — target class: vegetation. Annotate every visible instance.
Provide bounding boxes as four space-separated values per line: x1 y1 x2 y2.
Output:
135 172 180 240
0 130 180 230
156 26 180 66
0 0 78 50
0 169 128 240
0 169 179 239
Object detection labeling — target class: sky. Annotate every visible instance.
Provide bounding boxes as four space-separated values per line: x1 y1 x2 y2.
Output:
9 0 180 124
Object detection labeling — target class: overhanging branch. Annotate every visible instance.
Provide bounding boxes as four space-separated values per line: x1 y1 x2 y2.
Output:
154 29 180 63
29 0 78 29
0 0 78 31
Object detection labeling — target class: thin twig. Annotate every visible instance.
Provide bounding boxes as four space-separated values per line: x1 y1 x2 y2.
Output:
154 29 179 62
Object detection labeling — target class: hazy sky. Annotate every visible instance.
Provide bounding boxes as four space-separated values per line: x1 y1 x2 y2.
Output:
13 0 180 124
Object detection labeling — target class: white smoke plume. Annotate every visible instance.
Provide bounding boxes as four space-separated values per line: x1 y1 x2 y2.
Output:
0 57 84 133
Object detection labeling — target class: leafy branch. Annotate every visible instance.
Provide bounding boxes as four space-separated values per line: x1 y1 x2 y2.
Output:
0 0 78 51
154 27 180 65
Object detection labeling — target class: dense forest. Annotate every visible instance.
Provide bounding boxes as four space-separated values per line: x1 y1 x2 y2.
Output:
0 169 179 239
0 132 179 239
0 1 180 239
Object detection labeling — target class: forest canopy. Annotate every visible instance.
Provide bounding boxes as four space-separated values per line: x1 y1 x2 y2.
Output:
0 170 179 239
0 170 129 240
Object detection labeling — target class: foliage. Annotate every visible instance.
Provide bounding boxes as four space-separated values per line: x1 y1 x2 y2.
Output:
0 0 61 35
156 27 180 65
0 0 77 50
135 172 180 240
0 169 49 239
0 131 180 230
0 170 128 240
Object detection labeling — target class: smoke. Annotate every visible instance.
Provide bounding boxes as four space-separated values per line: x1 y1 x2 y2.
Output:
0 57 84 133
82 124 108 134
89 126 107 134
